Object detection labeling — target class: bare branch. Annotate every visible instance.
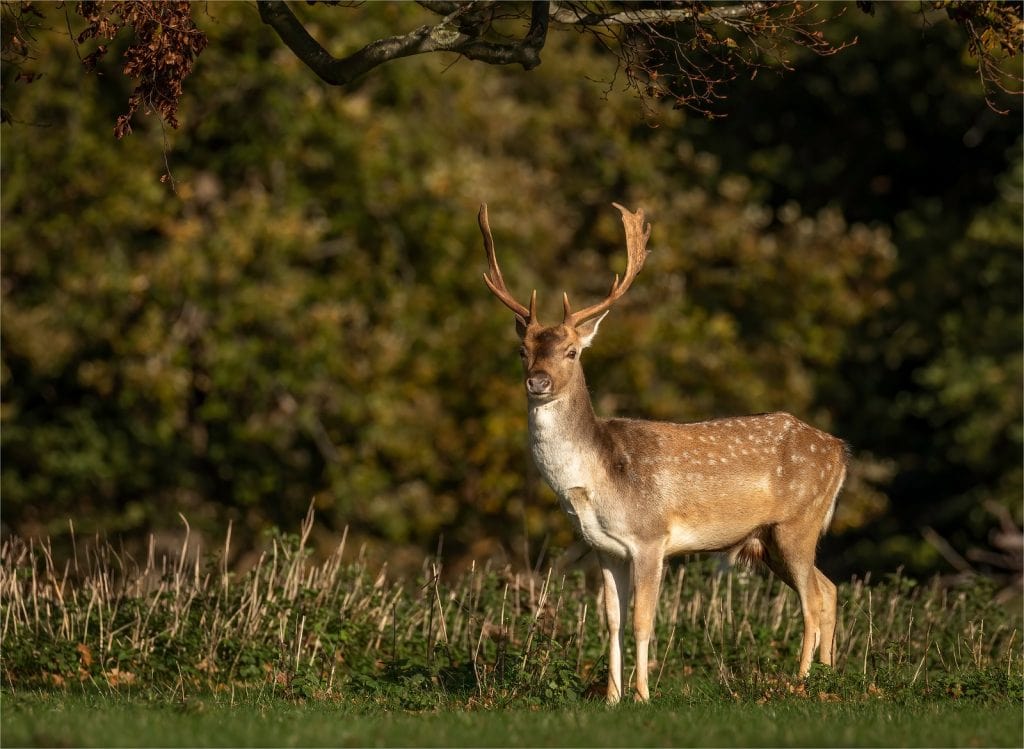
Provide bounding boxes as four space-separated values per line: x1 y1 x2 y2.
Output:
548 1 769 27
257 0 548 87
415 1 463 16
555 1 854 117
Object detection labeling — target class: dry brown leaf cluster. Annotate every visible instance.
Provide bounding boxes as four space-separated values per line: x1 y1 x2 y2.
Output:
76 1 207 138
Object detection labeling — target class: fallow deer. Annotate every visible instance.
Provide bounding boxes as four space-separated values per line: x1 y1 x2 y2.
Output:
480 202 847 704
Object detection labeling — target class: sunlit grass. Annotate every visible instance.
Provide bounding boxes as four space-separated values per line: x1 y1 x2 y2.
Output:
1 509 1020 718
3 690 1023 748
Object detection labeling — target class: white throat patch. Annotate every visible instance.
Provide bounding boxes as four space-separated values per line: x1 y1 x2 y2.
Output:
528 399 597 496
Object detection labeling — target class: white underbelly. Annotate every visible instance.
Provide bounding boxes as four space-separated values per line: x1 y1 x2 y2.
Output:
664 521 744 556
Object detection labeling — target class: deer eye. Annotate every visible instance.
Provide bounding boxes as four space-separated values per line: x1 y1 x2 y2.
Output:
566 349 578 360
519 346 528 359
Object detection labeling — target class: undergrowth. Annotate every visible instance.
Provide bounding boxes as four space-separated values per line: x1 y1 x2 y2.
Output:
1 510 1021 709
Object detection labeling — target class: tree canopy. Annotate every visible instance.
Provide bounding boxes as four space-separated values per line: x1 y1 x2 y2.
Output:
3 1 1021 135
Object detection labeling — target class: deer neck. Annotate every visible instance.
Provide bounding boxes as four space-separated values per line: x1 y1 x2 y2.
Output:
526 371 604 496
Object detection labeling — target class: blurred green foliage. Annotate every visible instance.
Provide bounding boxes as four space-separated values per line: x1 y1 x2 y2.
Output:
0 3 1019 577
682 3 1023 574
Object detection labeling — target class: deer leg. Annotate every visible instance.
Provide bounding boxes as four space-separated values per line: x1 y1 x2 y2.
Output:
631 548 663 702
597 551 632 704
795 572 823 677
765 523 822 678
815 568 837 667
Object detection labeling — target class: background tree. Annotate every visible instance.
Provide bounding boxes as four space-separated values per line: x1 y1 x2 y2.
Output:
681 3 1023 575
0 1 1020 583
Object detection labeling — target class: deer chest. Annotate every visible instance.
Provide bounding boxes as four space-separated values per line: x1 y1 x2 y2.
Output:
528 405 606 495
558 487 631 558
530 435 596 495
528 405 632 557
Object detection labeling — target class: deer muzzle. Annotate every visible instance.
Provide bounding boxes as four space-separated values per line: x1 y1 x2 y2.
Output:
526 372 553 397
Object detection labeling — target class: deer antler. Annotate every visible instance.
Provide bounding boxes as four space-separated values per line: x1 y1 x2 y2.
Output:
480 203 537 324
563 203 651 326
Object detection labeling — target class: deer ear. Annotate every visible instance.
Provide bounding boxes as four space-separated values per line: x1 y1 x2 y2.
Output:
515 314 529 340
576 311 609 349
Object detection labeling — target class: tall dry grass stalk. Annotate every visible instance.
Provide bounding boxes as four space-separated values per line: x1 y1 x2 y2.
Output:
1 509 1020 702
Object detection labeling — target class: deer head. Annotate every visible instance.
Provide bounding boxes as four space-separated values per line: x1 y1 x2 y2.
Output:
480 203 651 402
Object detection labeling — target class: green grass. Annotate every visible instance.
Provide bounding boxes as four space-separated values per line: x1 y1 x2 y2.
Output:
1 511 1022 746
2 691 1022 747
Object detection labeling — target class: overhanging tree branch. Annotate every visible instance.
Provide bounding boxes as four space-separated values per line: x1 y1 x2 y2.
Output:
256 0 549 87
254 1 841 117
60 0 1021 135
547 1 770 26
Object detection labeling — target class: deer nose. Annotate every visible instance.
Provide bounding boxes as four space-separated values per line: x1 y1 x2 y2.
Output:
526 373 552 396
